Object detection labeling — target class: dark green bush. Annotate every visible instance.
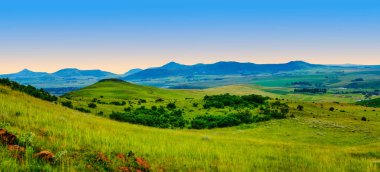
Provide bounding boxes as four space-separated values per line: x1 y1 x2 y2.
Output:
61 101 73 108
166 102 177 109
203 93 269 109
110 106 186 128
88 103 97 108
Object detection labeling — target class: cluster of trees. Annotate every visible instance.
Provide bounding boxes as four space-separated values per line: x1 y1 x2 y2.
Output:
110 105 186 128
191 111 253 129
203 94 269 109
0 78 57 102
294 88 327 94
357 98 380 108
259 101 290 119
191 101 290 129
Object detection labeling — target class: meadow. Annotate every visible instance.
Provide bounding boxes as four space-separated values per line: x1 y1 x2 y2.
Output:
0 79 379 171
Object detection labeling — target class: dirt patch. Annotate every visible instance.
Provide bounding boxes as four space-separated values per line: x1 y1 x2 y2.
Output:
97 152 112 164
118 166 130 172
0 129 17 145
116 153 127 162
135 157 150 171
8 145 25 152
34 150 55 161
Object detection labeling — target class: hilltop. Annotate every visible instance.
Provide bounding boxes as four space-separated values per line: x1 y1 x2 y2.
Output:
64 78 204 100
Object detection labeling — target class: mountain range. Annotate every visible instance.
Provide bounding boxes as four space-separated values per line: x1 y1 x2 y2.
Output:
123 61 321 80
1 60 378 94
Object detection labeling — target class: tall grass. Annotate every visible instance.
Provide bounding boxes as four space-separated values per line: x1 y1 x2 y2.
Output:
0 86 379 171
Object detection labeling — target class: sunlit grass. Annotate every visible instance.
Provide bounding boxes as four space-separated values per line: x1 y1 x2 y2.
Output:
0 85 379 171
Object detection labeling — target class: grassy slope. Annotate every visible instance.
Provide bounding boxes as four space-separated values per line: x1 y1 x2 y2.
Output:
65 80 204 100
1 85 380 171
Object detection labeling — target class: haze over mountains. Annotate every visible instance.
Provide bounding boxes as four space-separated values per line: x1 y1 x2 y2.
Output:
1 60 379 95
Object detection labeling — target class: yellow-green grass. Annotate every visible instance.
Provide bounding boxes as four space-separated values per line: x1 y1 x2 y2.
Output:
1 85 380 171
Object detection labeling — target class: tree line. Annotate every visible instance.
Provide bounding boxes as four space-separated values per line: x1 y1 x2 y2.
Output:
0 78 57 102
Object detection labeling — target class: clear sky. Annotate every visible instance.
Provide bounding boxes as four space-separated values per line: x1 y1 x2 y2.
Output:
0 0 379 74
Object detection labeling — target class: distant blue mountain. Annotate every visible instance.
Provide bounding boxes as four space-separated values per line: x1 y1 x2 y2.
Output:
0 68 118 90
1 60 377 95
123 61 321 80
1 69 50 78
123 68 143 76
53 68 117 78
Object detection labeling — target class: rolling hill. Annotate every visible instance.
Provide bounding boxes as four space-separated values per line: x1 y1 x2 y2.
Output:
63 79 204 100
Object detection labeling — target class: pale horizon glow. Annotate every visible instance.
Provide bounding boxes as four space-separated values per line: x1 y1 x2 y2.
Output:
1 1 379 74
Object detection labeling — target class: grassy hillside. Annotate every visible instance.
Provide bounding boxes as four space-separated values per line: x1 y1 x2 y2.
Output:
1 85 380 171
64 79 205 100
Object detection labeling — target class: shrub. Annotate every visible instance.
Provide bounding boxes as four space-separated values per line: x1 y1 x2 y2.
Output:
75 107 91 113
110 106 186 128
329 107 335 111
297 105 304 111
155 98 164 102
166 102 176 109
88 103 97 108
361 116 367 121
190 111 254 129
61 101 73 108
110 101 126 106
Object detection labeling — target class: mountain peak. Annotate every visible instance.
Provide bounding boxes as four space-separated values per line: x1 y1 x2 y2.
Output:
286 61 309 65
18 69 34 74
161 61 187 69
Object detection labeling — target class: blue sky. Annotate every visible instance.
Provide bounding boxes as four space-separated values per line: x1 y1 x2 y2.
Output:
0 0 379 73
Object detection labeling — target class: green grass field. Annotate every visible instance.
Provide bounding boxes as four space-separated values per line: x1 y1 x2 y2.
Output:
1 80 380 171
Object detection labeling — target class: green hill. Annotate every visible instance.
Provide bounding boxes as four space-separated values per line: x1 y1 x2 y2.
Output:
64 79 204 100
1 83 380 171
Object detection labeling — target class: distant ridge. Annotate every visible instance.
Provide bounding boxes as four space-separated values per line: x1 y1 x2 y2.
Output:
53 68 117 78
123 60 321 80
123 68 143 76
1 60 377 93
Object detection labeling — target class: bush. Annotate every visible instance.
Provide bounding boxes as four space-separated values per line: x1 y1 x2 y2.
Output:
110 101 126 106
361 116 367 121
166 102 176 109
297 105 304 111
190 111 254 129
110 106 186 128
61 101 73 108
75 107 91 113
88 103 97 108
329 107 335 111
